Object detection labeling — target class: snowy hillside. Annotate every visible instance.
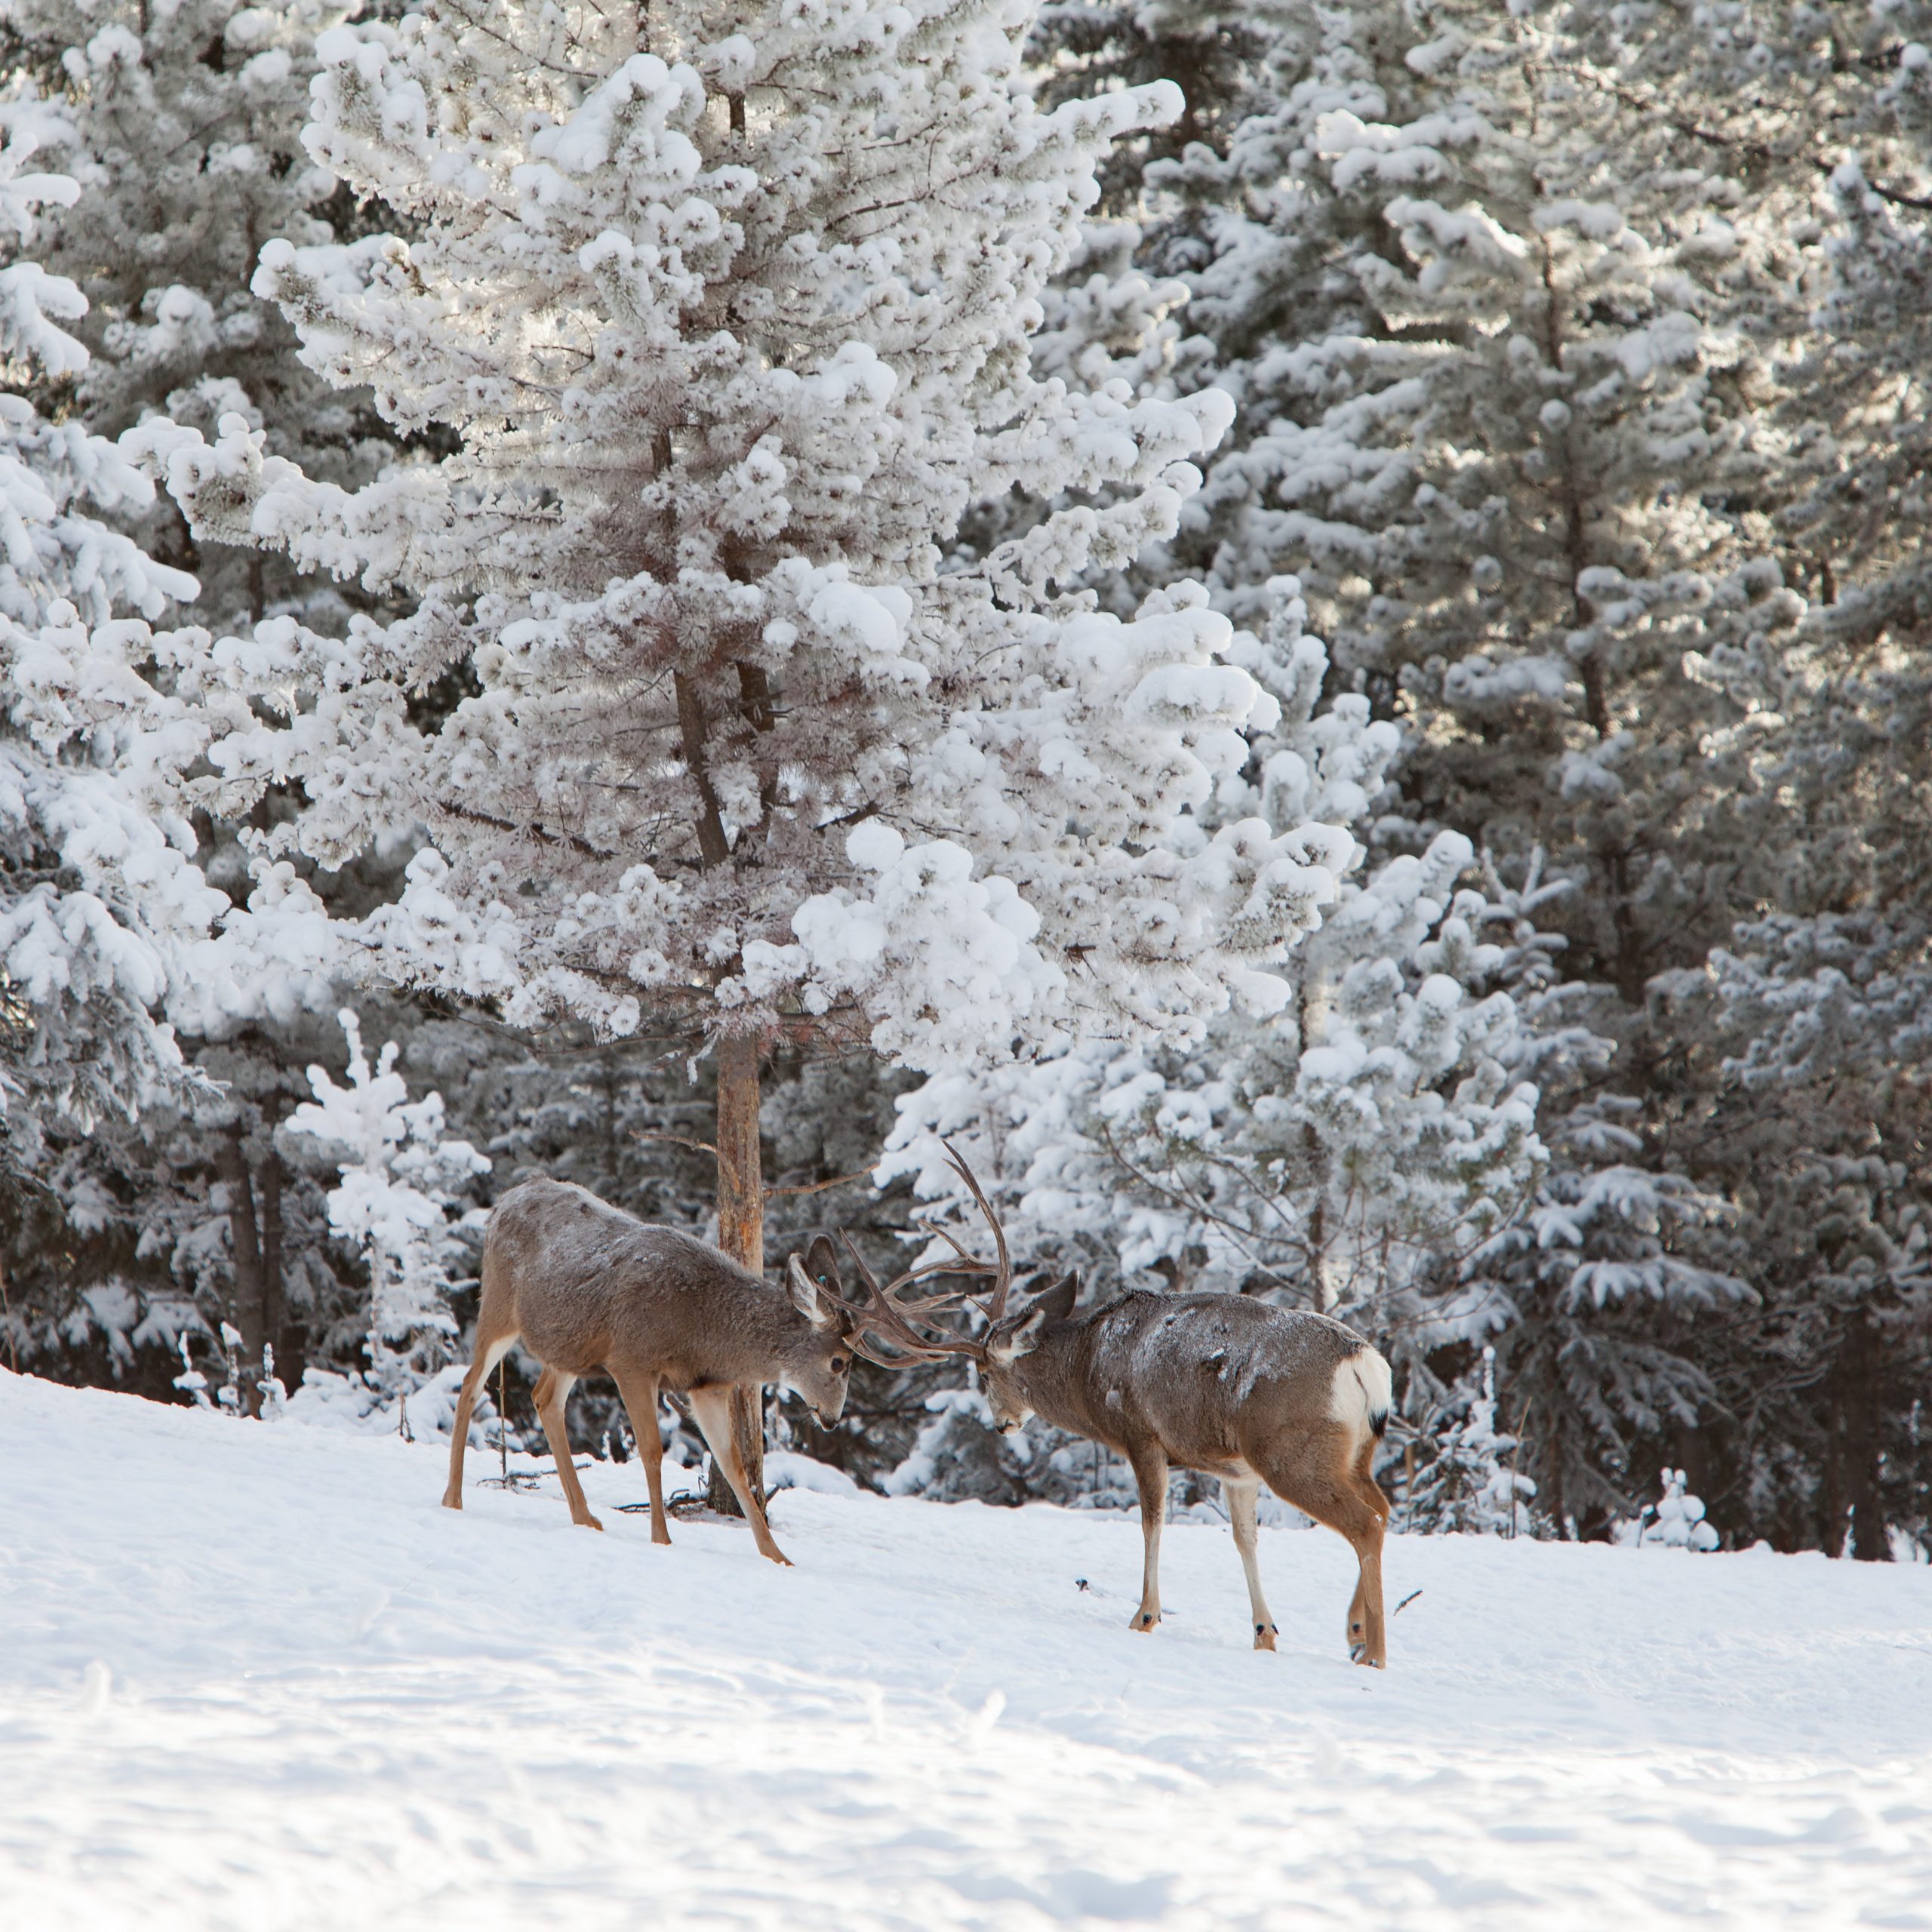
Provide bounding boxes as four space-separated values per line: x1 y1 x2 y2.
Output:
2 1371 1927 1931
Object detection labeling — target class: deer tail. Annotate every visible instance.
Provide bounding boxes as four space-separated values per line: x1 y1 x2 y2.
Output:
1331 1346 1393 1442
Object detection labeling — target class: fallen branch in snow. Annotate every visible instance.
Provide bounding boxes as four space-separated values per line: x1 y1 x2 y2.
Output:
1394 1589 1424 1617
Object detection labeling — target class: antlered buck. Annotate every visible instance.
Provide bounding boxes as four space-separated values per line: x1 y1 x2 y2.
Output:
442 1175 984 1564
827 1159 1396 1665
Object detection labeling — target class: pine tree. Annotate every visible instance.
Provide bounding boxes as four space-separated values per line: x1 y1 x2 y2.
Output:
1569 0 1932 1556
129 0 1369 1498
1052 0 1824 1537
890 585 1543 1305
1614 1465 1719 1552
1147 0 1804 1001
0 0 431 1404
285 1008 488 1427
0 108 218 1213
1401 1344 1536 1535
883 585 1562 1503
2 0 383 632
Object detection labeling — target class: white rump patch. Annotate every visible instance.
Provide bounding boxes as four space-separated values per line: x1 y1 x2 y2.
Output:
1328 1348 1394 1437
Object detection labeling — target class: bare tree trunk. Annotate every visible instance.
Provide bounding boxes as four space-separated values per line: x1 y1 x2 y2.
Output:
706 1035 766 1514
217 1125 266 1417
675 666 771 1518
1822 1369 1847 1555
1841 1315 1890 1561
260 1146 285 1394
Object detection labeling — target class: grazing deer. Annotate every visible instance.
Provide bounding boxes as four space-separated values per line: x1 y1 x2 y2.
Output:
441 1175 978 1564
835 1157 1395 1663
983 1281 1394 1663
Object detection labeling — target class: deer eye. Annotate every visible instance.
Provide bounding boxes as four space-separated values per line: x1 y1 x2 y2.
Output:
830 1356 848 1374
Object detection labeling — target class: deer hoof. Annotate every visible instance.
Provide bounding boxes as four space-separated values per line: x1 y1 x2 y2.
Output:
1254 1625 1278 1652
1347 1642 1385 1669
441 1493 462 1512
582 1513 605 1533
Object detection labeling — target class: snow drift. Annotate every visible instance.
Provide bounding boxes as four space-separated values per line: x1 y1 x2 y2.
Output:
1 1369 1927 1930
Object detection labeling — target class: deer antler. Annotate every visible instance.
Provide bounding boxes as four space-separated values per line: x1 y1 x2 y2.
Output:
827 1233 971 1366
822 1140 1013 1366
939 1137 1013 1331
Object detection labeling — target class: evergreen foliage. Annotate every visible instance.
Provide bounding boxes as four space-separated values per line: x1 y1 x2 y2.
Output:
2 0 1927 1560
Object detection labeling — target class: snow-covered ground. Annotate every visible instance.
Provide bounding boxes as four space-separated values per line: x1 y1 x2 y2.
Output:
2 1369 1927 1930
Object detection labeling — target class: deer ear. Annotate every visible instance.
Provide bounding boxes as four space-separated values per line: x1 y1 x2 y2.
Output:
804 1235 844 1296
1035 1271 1079 1326
989 1307 1047 1364
788 1254 837 1329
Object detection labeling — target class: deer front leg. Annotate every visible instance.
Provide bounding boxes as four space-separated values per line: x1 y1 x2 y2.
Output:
689 1384 791 1567
532 1367 602 1531
441 1331 517 1511
1125 1444 1169 1633
612 1366 671 1546
1224 1477 1278 1651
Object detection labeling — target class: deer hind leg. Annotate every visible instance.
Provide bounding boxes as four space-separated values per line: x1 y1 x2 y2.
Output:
532 1367 601 1531
1343 1445 1392 1667
441 1323 520 1511
1125 1444 1169 1633
1224 1477 1278 1651
1263 1431 1390 1668
612 1365 671 1546
688 1383 790 1567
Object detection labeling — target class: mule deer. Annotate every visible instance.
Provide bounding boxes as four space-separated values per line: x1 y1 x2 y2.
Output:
844 1157 1395 1663
442 1176 980 1564
982 1281 1393 1663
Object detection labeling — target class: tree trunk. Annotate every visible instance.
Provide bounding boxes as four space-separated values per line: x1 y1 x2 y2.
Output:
706 1035 766 1515
260 1146 286 1394
675 666 770 1518
1841 1315 1890 1561
1821 1367 1847 1555
217 1125 266 1417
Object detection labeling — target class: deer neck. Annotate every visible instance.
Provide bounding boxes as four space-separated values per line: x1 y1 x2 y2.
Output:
1011 1324 1094 1437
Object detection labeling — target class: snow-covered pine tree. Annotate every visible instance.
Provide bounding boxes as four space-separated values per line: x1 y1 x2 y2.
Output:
891 583 1542 1302
0 108 220 1286
1677 912 1932 1557
1614 1465 1719 1552
0 0 438 1404
1034 0 1817 1536
1145 0 1798 1001
285 1008 488 1429
1 0 382 633
1561 0 1932 1555
1401 1344 1536 1535
883 583 1558 1504
131 0 1365 1496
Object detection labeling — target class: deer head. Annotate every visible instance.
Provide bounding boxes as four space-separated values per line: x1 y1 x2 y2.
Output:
977 1269 1080 1432
776 1238 869 1425
819 1140 1079 1432
779 1197 985 1423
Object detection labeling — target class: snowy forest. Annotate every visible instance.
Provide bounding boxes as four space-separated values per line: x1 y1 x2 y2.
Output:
2 0 1928 1562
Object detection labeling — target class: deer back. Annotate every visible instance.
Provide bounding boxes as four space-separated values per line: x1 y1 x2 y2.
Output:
1021 1291 1389 1476
485 1177 807 1387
